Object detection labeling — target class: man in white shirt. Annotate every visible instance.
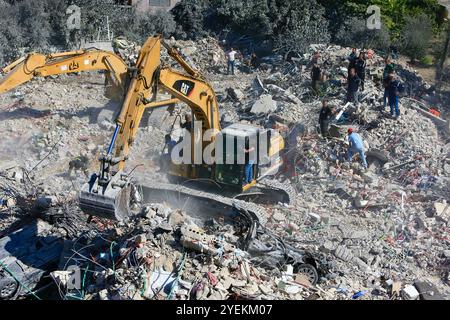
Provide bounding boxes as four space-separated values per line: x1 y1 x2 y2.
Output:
227 48 238 75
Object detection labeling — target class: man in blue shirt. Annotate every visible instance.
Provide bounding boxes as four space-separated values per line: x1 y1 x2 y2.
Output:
347 128 367 169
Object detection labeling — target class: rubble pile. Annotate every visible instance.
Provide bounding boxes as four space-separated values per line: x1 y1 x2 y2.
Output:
164 37 227 75
39 202 331 300
0 38 449 300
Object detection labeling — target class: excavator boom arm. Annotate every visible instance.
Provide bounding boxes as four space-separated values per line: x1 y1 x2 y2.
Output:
109 36 221 170
78 36 226 220
0 50 128 95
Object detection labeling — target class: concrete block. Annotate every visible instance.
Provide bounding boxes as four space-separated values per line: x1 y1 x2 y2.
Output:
413 281 445 300
307 212 321 224
354 257 371 272
334 245 354 262
251 94 277 114
402 285 419 300
433 202 449 218
320 240 336 253
227 87 245 101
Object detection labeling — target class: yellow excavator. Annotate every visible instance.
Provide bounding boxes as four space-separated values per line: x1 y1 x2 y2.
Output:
0 36 289 220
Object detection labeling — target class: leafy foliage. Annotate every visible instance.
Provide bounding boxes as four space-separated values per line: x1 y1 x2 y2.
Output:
400 13 433 61
115 9 177 43
0 0 178 64
172 0 331 54
0 0 446 65
335 16 390 50
270 0 330 54
0 0 67 64
318 0 446 41
211 0 271 37
171 0 211 39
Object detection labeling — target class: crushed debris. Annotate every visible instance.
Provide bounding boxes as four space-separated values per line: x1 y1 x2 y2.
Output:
0 37 449 300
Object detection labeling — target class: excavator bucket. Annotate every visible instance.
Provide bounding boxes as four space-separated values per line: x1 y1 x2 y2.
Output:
78 172 132 221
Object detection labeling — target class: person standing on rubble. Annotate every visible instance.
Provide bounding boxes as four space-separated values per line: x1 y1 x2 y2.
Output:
347 68 361 106
311 63 322 94
312 51 321 65
348 48 358 76
180 113 193 133
390 45 399 60
227 47 238 75
382 58 395 109
250 53 260 69
349 48 358 63
160 134 177 172
244 138 256 185
318 99 336 137
355 52 366 91
347 128 368 169
387 72 404 119
164 134 177 155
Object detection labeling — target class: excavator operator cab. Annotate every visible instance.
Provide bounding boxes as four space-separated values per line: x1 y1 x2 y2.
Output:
215 123 281 191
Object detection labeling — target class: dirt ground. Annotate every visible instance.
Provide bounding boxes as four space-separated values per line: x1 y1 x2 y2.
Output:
397 56 450 91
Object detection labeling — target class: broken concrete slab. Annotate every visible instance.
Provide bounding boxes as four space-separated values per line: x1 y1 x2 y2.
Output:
0 220 63 299
250 94 277 115
319 241 336 253
413 281 445 300
227 87 245 102
354 257 371 272
252 75 268 94
342 229 368 239
408 103 450 136
402 285 420 300
0 161 18 172
329 183 353 201
272 210 286 222
334 245 354 262
433 202 449 218
307 212 321 224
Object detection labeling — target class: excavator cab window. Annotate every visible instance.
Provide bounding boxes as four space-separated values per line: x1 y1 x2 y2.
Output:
215 128 258 189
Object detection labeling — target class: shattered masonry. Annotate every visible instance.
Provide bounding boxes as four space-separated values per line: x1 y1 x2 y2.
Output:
0 37 449 300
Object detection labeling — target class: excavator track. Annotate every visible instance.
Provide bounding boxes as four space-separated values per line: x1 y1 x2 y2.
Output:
79 176 294 225
136 181 269 225
164 176 296 206
235 179 297 205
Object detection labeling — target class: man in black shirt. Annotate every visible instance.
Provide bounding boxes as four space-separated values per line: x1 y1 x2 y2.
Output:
311 63 322 94
250 53 260 69
348 48 357 76
180 114 192 133
347 68 361 106
318 99 336 137
355 52 366 91
349 48 357 63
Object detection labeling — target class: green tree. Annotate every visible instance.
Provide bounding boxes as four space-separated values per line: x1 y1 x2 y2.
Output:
171 0 211 39
400 13 433 61
436 21 450 87
271 0 330 54
74 0 135 40
318 0 446 40
118 10 177 42
0 1 23 64
0 0 67 64
212 0 271 36
335 16 390 50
